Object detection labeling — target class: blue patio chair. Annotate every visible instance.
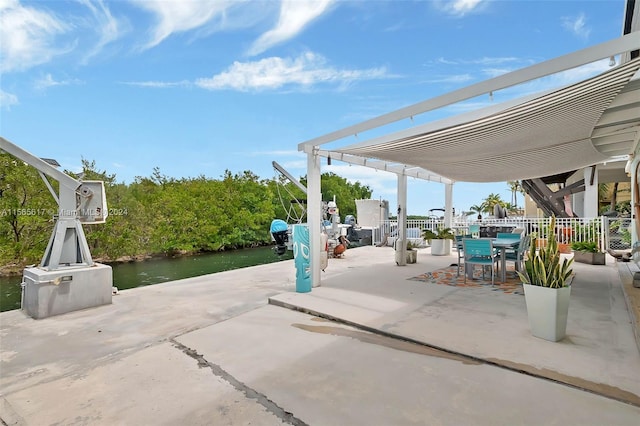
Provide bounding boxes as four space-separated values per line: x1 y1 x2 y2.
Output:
455 234 472 276
505 234 531 275
462 238 500 285
497 232 522 257
469 224 481 239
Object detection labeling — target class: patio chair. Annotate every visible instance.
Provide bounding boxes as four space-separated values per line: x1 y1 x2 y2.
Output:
496 232 521 240
511 227 526 236
505 234 531 275
469 224 481 239
455 234 472 276
462 238 500 285
496 233 522 273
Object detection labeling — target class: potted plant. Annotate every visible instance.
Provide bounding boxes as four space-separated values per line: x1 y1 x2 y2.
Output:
423 227 455 256
571 241 606 265
518 216 574 342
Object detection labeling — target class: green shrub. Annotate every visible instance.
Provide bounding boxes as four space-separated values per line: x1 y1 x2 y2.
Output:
570 241 600 253
422 227 455 241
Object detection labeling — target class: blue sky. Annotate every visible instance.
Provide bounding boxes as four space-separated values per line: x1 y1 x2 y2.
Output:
0 0 628 216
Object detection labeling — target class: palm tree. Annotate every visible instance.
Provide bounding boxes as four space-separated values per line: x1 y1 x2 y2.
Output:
469 204 485 220
507 180 522 207
503 202 521 216
610 182 619 212
483 193 504 213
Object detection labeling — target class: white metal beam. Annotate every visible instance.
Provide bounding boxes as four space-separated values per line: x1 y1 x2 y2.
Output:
317 150 453 184
1 137 79 192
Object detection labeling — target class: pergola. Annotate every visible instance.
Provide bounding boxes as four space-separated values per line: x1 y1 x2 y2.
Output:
298 32 640 288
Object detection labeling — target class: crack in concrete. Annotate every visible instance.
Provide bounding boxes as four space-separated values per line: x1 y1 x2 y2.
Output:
170 339 308 426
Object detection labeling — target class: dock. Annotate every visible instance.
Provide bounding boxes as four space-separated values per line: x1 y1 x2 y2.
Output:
1 245 640 425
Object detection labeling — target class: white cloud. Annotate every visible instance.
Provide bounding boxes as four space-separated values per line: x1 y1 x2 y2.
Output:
435 57 458 65
481 67 512 78
434 56 522 66
248 150 304 158
133 0 236 50
426 56 523 84
195 51 389 92
248 0 334 56
34 73 83 90
562 12 591 39
0 0 72 72
451 0 484 15
282 159 307 170
471 56 519 66
0 89 19 109
436 0 487 17
77 0 123 63
121 80 191 88
425 74 473 84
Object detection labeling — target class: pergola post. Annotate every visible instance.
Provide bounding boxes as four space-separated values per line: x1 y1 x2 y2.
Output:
396 173 408 266
444 183 454 228
307 148 322 287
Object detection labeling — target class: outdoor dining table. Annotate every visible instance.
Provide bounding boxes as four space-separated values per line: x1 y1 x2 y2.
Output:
491 237 521 282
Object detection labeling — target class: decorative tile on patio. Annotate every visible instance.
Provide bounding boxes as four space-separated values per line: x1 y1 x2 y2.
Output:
409 265 524 295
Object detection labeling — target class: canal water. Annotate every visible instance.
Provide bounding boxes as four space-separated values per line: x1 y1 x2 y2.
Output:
0 246 293 312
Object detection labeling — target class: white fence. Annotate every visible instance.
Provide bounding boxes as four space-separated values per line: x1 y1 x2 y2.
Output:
376 217 633 251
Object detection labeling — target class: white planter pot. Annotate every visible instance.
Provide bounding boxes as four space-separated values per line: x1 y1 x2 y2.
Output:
523 284 571 342
430 239 452 256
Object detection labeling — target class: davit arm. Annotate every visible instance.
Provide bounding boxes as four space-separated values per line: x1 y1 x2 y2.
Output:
0 136 107 269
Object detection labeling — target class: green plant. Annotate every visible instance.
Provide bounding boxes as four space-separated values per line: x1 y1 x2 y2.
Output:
406 241 415 250
422 227 455 242
519 216 573 288
570 241 600 253
571 219 600 243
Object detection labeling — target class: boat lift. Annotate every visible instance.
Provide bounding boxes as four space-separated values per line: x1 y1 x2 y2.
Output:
271 161 347 259
0 137 113 319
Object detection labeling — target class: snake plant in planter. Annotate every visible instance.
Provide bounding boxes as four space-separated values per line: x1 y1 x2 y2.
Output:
518 216 574 342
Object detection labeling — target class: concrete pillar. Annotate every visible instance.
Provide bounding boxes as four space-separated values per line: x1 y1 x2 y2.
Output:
307 149 322 287
583 166 599 218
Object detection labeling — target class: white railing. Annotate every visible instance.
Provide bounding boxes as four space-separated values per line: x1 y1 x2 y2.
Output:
375 217 633 251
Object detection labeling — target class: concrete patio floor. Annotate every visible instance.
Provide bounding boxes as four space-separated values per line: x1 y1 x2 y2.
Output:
271 246 640 405
1 245 639 425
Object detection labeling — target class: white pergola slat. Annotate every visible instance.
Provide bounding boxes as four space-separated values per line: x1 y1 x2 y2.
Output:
337 57 640 182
